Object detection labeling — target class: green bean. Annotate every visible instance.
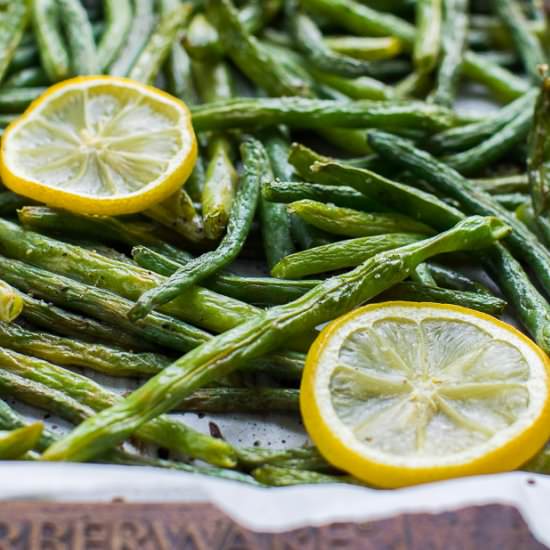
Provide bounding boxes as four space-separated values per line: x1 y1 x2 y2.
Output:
207 0 311 97
129 136 261 320
368 131 550 297
201 136 238 240
57 0 99 75
252 465 356 486
145 189 206 245
18 207 300 305
413 0 441 73
185 155 207 201
0 322 170 378
288 143 464 230
495 0 545 82
290 6 373 78
0 191 32 214
96 0 132 70
0 396 252 482
262 179 381 211
381 282 507 315
237 445 334 473
410 262 437 286
427 262 493 295
40 215 509 462
129 3 192 84
0 280 22 323
185 0 282 62
8 43 39 74
3 66 48 87
239 0 282 32
184 14 223 62
288 200 435 238
21 294 156 352
194 61 238 240
516 203 550 248
324 35 402 61
443 105 533 175
493 193 528 210
163 15 199 106
209 275 318 307
263 133 321 252
0 397 56 451
528 78 550 215
309 69 397 100
475 50 519 69
17 206 174 250
472 174 529 194
300 0 530 100
428 89 537 154
192 97 455 133
0 347 237 467
0 423 43 460
0 368 95 428
17 256 305 381
0 87 46 113
429 0 468 107
0 1 29 85
0 255 212 353
131 245 319 306
260 133 295 267
469 14 545 49
271 233 424 279
176 388 299 414
108 0 155 76
487 245 550 355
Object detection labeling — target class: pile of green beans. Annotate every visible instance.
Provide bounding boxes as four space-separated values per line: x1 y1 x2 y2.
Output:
2 0 550 486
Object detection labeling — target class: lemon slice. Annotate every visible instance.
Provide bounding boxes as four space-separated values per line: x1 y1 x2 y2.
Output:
301 301 550 488
0 76 197 215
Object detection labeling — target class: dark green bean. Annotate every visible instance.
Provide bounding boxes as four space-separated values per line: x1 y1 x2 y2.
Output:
0 87 45 113
429 0 468 107
176 388 300 414
97 0 132 70
108 0 155 76
288 200 434 237
207 0 311 97
129 4 192 84
0 322 170 378
381 282 507 315
368 130 550 298
443 105 533 175
289 5 373 78
3 66 48 87
21 294 156 352
262 179 381 211
57 0 99 75
428 88 537 154
129 136 262 320
288 143 463 229
271 233 424 278
0 1 29 84
413 0 441 73
192 97 456 133
527 78 550 215
0 255 213 353
495 0 545 81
